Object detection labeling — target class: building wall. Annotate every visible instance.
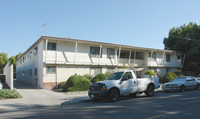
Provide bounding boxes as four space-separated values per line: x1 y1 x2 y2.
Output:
17 37 184 89
16 41 44 88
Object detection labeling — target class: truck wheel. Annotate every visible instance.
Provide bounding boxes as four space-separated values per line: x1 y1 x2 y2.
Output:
145 85 154 97
109 89 119 102
180 85 185 92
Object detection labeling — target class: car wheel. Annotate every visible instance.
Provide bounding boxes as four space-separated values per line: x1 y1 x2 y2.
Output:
109 89 119 102
195 84 199 90
145 85 154 97
180 85 185 92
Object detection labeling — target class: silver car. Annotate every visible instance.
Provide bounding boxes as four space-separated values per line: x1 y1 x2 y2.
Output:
162 76 199 92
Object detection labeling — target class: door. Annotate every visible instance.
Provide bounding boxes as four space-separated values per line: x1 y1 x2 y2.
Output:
121 72 137 94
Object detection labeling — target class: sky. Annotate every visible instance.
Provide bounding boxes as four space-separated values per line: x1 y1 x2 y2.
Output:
1 0 200 58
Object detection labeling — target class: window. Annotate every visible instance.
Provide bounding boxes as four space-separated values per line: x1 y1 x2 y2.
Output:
29 51 32 59
123 72 133 79
149 52 156 60
118 50 129 59
46 66 56 73
47 43 56 50
23 57 24 62
136 52 144 60
34 47 38 55
166 54 170 62
177 55 181 61
107 48 115 58
166 68 170 72
34 68 37 76
90 46 101 57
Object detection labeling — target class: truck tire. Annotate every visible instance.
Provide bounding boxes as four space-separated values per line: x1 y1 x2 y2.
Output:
145 85 154 97
180 85 185 92
109 88 119 102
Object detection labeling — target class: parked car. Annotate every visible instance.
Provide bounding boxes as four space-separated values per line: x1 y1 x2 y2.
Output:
0 81 3 90
88 70 160 101
162 76 199 92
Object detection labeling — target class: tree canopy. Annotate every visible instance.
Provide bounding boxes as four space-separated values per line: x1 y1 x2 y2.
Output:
0 52 21 73
163 22 200 75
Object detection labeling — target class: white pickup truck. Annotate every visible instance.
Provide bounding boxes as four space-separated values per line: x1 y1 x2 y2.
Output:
88 70 160 101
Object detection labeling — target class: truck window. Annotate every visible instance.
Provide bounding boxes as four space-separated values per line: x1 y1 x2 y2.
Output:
123 72 133 79
107 72 123 80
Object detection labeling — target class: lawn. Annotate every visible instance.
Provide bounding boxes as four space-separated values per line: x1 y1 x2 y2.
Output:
0 89 22 99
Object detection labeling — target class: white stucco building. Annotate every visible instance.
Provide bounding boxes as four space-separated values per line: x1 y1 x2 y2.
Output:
16 36 184 89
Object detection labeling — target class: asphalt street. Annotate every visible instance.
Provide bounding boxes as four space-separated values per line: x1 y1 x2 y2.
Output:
0 89 200 119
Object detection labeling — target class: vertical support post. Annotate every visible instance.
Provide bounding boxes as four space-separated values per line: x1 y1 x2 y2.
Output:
162 51 165 65
150 51 153 66
74 42 78 64
56 41 58 63
117 47 121 66
98 44 102 64
133 51 136 66
173 52 176 66
182 54 186 67
45 39 48 62
128 50 132 66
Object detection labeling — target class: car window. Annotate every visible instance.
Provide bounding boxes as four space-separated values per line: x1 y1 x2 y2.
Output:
172 77 186 82
123 72 133 80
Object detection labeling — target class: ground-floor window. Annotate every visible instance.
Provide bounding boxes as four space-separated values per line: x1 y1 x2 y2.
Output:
46 66 56 73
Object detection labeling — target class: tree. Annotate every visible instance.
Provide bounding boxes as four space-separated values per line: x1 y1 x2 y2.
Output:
9 53 21 72
163 22 200 75
0 53 9 73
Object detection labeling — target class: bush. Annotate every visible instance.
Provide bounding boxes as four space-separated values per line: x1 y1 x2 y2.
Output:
83 74 93 80
145 70 156 76
165 72 177 82
91 73 107 83
63 75 91 92
0 89 22 99
57 81 66 89
173 70 184 77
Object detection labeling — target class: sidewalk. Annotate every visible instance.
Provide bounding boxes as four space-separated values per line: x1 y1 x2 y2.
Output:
0 82 163 111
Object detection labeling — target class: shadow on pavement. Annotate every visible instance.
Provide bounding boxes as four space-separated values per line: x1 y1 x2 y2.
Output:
14 80 40 89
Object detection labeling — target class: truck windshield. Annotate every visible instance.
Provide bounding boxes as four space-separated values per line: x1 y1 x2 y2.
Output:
106 72 123 80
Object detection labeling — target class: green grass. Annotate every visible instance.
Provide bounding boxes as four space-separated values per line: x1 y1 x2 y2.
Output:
0 89 22 99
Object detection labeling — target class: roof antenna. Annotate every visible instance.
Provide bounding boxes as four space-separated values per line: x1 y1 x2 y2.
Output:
40 23 49 36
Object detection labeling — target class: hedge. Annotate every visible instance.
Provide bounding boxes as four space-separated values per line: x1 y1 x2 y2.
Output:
165 72 177 82
145 70 155 76
63 75 91 92
174 70 184 77
0 89 22 99
91 73 107 83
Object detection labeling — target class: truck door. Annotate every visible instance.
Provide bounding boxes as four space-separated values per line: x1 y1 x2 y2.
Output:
121 72 137 94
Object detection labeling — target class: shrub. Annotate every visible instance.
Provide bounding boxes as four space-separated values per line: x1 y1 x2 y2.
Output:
83 74 93 80
145 70 156 76
165 72 177 82
63 75 91 92
91 73 107 83
0 89 22 99
173 70 184 77
57 81 66 89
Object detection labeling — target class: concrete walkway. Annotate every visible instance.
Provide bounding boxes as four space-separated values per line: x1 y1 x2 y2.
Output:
0 80 89 110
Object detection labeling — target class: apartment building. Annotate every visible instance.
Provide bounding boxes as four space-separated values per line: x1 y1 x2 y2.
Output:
16 36 184 89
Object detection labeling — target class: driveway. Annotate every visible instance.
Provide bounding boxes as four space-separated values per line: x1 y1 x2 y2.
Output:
0 80 89 110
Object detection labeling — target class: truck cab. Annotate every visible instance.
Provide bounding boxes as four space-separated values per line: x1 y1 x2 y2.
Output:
88 70 160 101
